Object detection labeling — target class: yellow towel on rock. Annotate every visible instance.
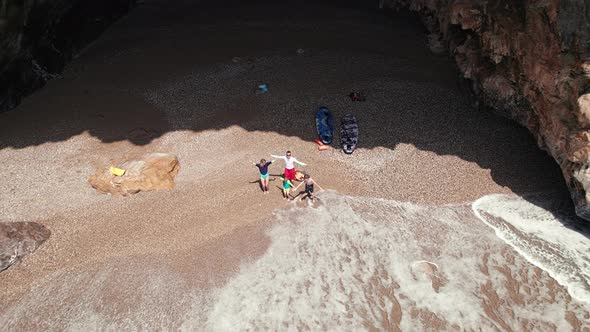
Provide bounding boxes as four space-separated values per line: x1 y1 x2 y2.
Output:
109 166 126 176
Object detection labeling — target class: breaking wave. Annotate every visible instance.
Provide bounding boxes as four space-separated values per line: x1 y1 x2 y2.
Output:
203 191 586 331
473 194 590 303
3 192 588 331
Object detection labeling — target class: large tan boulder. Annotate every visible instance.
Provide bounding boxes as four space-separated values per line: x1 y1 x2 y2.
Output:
89 153 180 196
0 222 50 272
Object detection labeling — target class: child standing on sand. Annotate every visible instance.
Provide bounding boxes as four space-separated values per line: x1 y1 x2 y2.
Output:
292 173 324 202
282 177 294 199
271 150 307 181
254 158 274 193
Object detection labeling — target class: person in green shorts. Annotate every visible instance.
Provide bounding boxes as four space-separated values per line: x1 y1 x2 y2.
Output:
254 158 274 194
282 177 294 199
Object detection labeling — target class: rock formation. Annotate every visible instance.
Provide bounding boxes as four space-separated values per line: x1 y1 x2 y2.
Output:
0 0 135 112
89 153 181 196
382 0 590 220
0 221 50 272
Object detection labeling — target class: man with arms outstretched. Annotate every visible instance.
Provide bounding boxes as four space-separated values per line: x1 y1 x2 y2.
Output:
271 150 307 181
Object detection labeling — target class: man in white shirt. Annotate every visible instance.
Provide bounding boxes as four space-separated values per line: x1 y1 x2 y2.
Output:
271 150 307 181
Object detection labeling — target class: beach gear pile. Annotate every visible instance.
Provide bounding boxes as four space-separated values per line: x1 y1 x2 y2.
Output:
315 105 359 154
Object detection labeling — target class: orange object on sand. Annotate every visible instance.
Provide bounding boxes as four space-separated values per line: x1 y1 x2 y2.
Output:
318 145 328 151
314 139 324 146
295 171 304 181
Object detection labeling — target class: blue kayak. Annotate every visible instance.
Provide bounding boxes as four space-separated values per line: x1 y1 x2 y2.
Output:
315 106 334 145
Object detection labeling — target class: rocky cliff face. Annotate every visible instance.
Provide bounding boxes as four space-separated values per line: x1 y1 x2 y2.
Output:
383 0 590 220
0 0 135 112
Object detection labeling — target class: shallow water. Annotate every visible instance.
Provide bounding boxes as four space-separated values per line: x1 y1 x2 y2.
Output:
2 191 588 330
473 194 590 304
203 191 589 330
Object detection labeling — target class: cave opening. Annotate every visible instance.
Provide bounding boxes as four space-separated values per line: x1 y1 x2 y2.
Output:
0 0 568 202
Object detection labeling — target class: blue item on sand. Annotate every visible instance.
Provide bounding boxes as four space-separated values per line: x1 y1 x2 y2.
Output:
315 106 334 145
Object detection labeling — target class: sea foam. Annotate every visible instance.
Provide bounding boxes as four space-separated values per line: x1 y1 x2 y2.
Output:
204 191 585 330
473 194 590 303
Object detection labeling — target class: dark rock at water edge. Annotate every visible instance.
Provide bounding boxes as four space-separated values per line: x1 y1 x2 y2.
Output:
0 0 136 113
0 221 51 272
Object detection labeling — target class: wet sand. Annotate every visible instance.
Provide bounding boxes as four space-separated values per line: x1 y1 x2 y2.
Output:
1 0 588 330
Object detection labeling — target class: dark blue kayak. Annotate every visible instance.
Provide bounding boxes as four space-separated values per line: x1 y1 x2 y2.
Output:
340 114 358 154
315 106 334 145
